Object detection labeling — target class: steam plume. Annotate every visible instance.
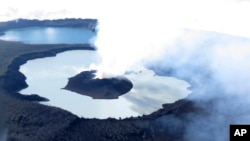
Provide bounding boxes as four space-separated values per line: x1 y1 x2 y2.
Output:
1 0 250 140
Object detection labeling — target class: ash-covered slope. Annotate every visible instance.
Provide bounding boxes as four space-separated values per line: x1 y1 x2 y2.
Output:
63 70 133 99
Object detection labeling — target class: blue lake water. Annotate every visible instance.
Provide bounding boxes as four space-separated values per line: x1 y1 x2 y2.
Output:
2 26 191 118
0 27 96 44
20 51 190 119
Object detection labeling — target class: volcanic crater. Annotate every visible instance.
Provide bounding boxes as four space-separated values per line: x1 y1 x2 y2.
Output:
63 70 133 99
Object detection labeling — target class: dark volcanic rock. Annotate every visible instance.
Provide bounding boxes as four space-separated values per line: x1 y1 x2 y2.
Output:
63 70 133 99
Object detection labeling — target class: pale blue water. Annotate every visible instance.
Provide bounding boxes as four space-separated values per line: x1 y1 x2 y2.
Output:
0 27 96 44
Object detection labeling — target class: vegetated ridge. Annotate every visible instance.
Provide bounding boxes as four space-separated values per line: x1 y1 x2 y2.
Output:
0 18 206 141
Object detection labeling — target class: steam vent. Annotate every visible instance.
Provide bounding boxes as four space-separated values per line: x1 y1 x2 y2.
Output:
63 70 133 99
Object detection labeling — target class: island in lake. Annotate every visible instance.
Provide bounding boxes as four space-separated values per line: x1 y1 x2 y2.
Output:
63 70 133 99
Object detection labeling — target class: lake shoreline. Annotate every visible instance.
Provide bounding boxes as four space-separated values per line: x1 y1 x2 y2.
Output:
0 44 95 101
0 39 202 114
0 39 204 141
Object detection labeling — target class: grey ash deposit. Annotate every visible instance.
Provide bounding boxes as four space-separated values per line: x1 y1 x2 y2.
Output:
63 70 133 99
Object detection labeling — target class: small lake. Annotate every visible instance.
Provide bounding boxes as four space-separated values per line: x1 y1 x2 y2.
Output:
0 27 96 44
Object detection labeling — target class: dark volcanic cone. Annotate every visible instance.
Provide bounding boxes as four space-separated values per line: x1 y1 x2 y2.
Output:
63 70 133 99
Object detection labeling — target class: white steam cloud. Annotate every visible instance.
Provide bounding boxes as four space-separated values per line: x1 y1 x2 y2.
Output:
148 30 250 141
1 0 250 140
92 0 250 78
